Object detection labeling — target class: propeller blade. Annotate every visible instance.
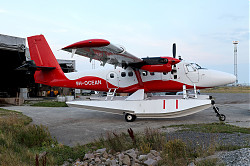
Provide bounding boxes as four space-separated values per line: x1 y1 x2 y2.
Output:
172 43 176 58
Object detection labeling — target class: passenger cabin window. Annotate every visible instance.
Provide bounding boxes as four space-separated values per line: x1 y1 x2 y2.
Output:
142 71 148 76
121 72 126 77
128 71 133 77
186 64 195 72
163 72 167 75
150 72 155 76
110 73 114 78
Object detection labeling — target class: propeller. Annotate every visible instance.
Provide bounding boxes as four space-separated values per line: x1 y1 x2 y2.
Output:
172 43 176 58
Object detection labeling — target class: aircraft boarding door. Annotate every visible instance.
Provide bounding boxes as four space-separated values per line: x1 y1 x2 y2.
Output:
106 72 119 89
184 64 199 83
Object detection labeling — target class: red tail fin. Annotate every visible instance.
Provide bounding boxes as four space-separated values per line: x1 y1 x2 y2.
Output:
27 35 67 86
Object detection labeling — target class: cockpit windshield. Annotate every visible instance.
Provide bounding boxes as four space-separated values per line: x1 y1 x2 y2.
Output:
190 63 205 69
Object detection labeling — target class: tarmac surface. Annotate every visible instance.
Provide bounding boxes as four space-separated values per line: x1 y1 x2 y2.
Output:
1 93 249 146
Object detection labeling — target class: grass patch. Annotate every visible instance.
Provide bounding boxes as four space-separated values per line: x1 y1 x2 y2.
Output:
31 101 68 107
0 108 85 165
167 122 250 134
201 86 250 93
44 144 89 164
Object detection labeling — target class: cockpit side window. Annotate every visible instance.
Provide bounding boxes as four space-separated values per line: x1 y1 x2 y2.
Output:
191 63 205 69
186 64 195 72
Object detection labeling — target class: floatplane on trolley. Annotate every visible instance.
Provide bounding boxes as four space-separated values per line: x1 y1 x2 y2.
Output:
27 35 236 122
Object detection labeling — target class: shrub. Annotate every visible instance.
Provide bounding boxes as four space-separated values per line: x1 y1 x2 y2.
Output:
15 124 55 148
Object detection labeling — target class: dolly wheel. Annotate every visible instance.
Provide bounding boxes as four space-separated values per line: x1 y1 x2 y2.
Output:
125 113 136 122
219 114 226 121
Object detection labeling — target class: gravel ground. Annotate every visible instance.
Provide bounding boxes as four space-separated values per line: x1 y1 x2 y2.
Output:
204 93 250 104
165 131 250 148
218 148 250 166
166 131 250 166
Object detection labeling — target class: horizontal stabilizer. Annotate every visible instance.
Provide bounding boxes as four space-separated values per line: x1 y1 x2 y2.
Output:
15 60 56 71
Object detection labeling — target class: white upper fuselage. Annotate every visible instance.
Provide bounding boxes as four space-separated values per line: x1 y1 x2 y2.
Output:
64 60 236 93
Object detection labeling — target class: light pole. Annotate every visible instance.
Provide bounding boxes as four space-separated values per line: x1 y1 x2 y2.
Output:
233 41 239 85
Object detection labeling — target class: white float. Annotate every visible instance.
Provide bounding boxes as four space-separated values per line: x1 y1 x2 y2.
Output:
66 87 212 122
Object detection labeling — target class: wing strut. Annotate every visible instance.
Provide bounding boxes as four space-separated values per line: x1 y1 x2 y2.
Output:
71 49 76 58
134 69 144 87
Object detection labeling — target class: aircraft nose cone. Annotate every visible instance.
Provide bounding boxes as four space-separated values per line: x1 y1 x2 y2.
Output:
213 71 236 86
227 74 236 84
199 70 236 87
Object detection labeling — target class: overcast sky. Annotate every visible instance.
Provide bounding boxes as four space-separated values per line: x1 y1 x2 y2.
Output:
0 0 249 83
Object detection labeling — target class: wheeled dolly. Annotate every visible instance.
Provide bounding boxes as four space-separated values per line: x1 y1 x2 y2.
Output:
211 99 226 121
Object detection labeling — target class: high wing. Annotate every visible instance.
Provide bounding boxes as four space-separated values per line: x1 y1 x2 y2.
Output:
62 39 181 72
62 39 142 68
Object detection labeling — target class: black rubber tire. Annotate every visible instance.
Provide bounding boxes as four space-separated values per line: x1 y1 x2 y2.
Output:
219 114 226 121
125 113 135 122
132 114 137 121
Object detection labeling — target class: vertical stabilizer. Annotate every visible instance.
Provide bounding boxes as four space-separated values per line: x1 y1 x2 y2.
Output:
27 35 67 86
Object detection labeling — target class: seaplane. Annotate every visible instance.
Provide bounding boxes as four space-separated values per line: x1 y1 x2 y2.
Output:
27 35 236 122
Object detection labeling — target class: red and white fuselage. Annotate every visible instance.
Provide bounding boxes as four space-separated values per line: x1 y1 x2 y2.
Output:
62 61 236 93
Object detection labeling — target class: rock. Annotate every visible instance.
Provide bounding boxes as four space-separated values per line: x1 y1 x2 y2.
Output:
95 157 101 163
96 148 106 154
84 153 95 160
100 157 106 162
123 155 131 165
144 158 157 166
147 153 154 159
110 159 117 166
105 159 112 165
150 150 160 157
188 162 195 166
138 155 148 161
82 161 88 166
103 151 109 159
134 158 140 163
155 156 162 161
90 160 96 165
118 153 125 164
108 154 114 158
118 153 125 159
73 160 84 166
62 161 70 166
126 149 137 159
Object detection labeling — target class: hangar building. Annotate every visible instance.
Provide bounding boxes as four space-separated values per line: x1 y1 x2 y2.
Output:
0 34 75 104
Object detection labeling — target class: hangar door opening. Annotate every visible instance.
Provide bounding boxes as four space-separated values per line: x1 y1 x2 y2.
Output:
0 34 35 97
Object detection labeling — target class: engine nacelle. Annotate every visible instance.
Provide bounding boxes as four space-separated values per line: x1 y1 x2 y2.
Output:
141 64 172 73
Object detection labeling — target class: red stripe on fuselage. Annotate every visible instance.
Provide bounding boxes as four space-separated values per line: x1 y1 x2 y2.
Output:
47 75 209 93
